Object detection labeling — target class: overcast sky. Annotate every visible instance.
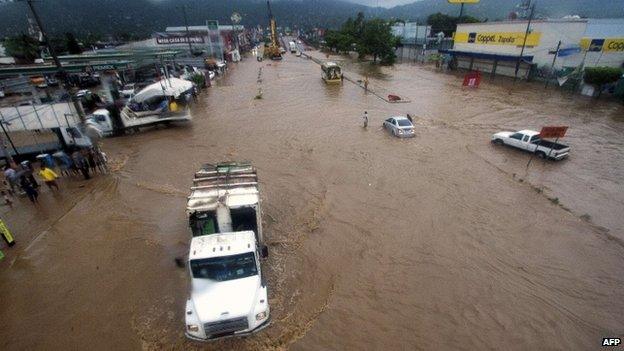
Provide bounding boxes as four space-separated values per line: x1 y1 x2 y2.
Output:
344 0 420 7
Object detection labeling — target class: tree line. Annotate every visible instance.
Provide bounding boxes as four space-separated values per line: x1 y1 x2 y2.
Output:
323 13 399 65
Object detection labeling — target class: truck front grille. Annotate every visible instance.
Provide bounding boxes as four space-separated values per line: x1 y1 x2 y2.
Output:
204 317 249 338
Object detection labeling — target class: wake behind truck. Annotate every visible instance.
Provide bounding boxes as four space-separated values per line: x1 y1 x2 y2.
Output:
184 162 270 341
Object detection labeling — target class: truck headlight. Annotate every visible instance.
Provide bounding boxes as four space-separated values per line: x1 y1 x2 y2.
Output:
398 129 403 134
187 324 200 332
255 311 267 321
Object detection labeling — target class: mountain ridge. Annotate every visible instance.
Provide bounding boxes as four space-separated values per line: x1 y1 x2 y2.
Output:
0 0 622 38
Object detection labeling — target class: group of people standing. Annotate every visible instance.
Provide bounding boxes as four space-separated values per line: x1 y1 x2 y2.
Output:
2 147 108 205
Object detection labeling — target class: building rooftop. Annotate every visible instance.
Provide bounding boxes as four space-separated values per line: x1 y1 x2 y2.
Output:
166 25 244 33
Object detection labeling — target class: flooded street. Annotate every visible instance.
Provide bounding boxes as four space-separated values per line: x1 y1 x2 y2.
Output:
1 50 624 350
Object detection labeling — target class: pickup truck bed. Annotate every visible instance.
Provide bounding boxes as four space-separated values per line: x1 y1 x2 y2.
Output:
535 139 567 150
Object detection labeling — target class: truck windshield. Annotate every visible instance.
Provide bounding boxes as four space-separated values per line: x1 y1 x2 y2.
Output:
190 252 257 281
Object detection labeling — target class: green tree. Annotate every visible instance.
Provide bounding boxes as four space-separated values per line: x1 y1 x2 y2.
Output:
359 19 397 64
3 34 40 63
584 67 623 97
427 12 480 36
65 32 82 54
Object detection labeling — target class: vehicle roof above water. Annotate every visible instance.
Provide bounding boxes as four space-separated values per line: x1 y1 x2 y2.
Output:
187 162 259 214
390 116 410 121
189 231 256 260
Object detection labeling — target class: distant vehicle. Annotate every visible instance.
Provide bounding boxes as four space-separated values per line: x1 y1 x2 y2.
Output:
85 78 194 137
288 41 297 53
46 77 59 87
120 83 136 98
279 47 286 54
0 89 5 98
383 116 415 138
491 129 570 160
76 74 100 88
75 89 91 99
321 62 342 84
185 162 270 341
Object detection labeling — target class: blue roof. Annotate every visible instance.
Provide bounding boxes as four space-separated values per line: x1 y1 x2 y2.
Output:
439 49 534 62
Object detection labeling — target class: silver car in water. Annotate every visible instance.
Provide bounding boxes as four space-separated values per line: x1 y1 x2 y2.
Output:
383 116 415 138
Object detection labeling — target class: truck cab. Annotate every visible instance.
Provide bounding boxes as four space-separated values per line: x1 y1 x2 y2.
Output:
85 109 114 137
185 232 269 341
185 162 269 341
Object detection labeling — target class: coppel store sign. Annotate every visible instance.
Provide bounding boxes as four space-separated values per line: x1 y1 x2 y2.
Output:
454 31 541 47
580 38 624 52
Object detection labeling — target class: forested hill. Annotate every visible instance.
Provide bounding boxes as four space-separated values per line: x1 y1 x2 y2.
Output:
0 0 622 38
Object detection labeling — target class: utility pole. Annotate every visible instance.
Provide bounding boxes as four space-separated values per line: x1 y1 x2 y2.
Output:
514 1 535 81
179 5 194 56
21 0 84 121
545 40 561 89
459 3 465 23
0 119 19 162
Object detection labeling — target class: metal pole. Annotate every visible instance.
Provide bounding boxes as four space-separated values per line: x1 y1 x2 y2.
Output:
515 2 535 81
459 3 464 22
545 40 561 89
23 0 84 121
180 5 194 55
0 110 19 159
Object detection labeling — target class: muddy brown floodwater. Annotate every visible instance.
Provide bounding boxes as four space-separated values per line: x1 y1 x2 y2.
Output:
1 48 624 351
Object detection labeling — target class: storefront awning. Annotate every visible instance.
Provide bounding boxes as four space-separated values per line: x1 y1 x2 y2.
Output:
439 50 534 62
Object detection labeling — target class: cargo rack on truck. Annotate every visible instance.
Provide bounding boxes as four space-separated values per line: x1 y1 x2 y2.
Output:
186 162 263 242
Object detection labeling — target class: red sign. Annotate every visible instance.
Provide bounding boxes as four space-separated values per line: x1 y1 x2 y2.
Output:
539 126 568 139
462 71 481 88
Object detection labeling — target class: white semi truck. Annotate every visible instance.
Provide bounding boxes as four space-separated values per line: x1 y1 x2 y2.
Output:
184 162 270 341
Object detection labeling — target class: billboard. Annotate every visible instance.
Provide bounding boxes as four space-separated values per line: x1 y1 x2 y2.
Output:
539 126 568 139
448 0 480 3
454 31 541 47
580 38 624 52
155 34 205 45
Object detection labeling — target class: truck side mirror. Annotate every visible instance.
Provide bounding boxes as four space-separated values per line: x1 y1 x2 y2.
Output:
261 245 269 259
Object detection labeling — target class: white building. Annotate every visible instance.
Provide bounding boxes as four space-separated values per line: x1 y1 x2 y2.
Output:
391 22 432 44
442 18 624 78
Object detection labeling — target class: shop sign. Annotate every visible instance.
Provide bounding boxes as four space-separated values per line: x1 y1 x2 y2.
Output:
454 31 541 46
580 38 624 52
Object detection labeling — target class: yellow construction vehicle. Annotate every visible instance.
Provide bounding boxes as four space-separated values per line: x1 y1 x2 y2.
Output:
264 0 282 60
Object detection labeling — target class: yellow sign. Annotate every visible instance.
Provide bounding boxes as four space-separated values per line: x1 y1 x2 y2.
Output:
448 0 480 3
580 38 624 52
454 31 541 47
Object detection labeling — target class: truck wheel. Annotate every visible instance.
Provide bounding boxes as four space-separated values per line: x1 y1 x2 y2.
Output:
536 151 547 159
492 139 503 145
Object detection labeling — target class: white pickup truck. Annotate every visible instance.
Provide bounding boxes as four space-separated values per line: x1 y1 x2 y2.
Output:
491 129 570 160
184 162 270 341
